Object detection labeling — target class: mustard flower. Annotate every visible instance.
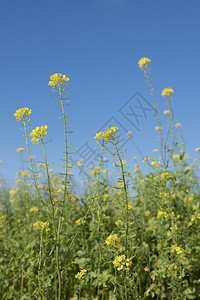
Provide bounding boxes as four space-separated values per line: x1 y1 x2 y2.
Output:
77 158 84 166
161 88 174 96
37 163 46 167
10 189 19 196
30 125 47 144
29 207 39 213
155 126 162 131
126 131 132 136
94 126 118 143
138 57 151 70
171 245 183 255
105 234 120 247
16 148 24 152
48 73 69 87
14 107 31 121
75 269 87 280
172 154 179 160
153 149 158 153
113 255 132 271
145 210 151 216
168 264 177 272
164 110 170 115
21 171 29 177
175 123 181 127
75 218 85 226
33 220 50 232
195 147 200 152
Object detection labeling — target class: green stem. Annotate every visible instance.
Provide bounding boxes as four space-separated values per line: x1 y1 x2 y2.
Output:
144 68 165 166
113 139 129 300
60 143 104 270
41 139 61 300
23 119 44 206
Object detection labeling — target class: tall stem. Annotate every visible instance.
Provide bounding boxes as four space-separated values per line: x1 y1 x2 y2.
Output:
23 120 44 205
144 68 165 166
113 140 129 300
41 139 61 300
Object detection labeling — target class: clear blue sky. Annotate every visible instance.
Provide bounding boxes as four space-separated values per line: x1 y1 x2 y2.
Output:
1 0 200 183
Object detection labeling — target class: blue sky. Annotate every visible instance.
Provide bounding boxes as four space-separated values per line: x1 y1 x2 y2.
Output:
1 0 200 183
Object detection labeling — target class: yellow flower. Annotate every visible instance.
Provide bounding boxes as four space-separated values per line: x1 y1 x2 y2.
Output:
168 264 177 272
115 220 122 226
15 179 22 185
138 57 151 70
77 158 84 166
33 220 49 232
10 189 19 196
30 125 47 144
195 147 200 152
105 234 120 247
75 218 85 226
161 88 174 96
126 131 132 136
172 154 179 160
48 73 69 87
113 255 132 271
164 110 170 115
0 161 2 164
175 123 181 127
75 269 87 280
94 126 118 143
16 148 24 152
10 198 15 204
153 149 158 153
157 210 164 218
145 211 151 216
171 245 183 255
29 207 39 213
155 126 162 130
22 171 29 177
14 107 31 121
37 163 46 167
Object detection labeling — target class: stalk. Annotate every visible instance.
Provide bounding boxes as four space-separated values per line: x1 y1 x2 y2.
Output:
113 140 129 300
23 119 44 206
41 139 61 300
144 67 165 165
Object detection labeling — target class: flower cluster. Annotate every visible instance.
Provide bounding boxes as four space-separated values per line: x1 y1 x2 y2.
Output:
164 110 170 115
94 126 118 143
188 214 200 227
16 148 24 152
33 220 50 232
161 88 174 96
75 218 86 226
21 171 29 177
48 73 69 87
14 107 31 121
138 57 151 70
29 207 39 213
157 210 168 219
168 264 177 272
30 125 47 144
113 255 132 271
171 245 183 255
105 234 120 247
75 269 87 280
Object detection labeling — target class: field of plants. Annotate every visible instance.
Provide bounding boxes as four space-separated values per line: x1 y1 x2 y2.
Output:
1 58 200 299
